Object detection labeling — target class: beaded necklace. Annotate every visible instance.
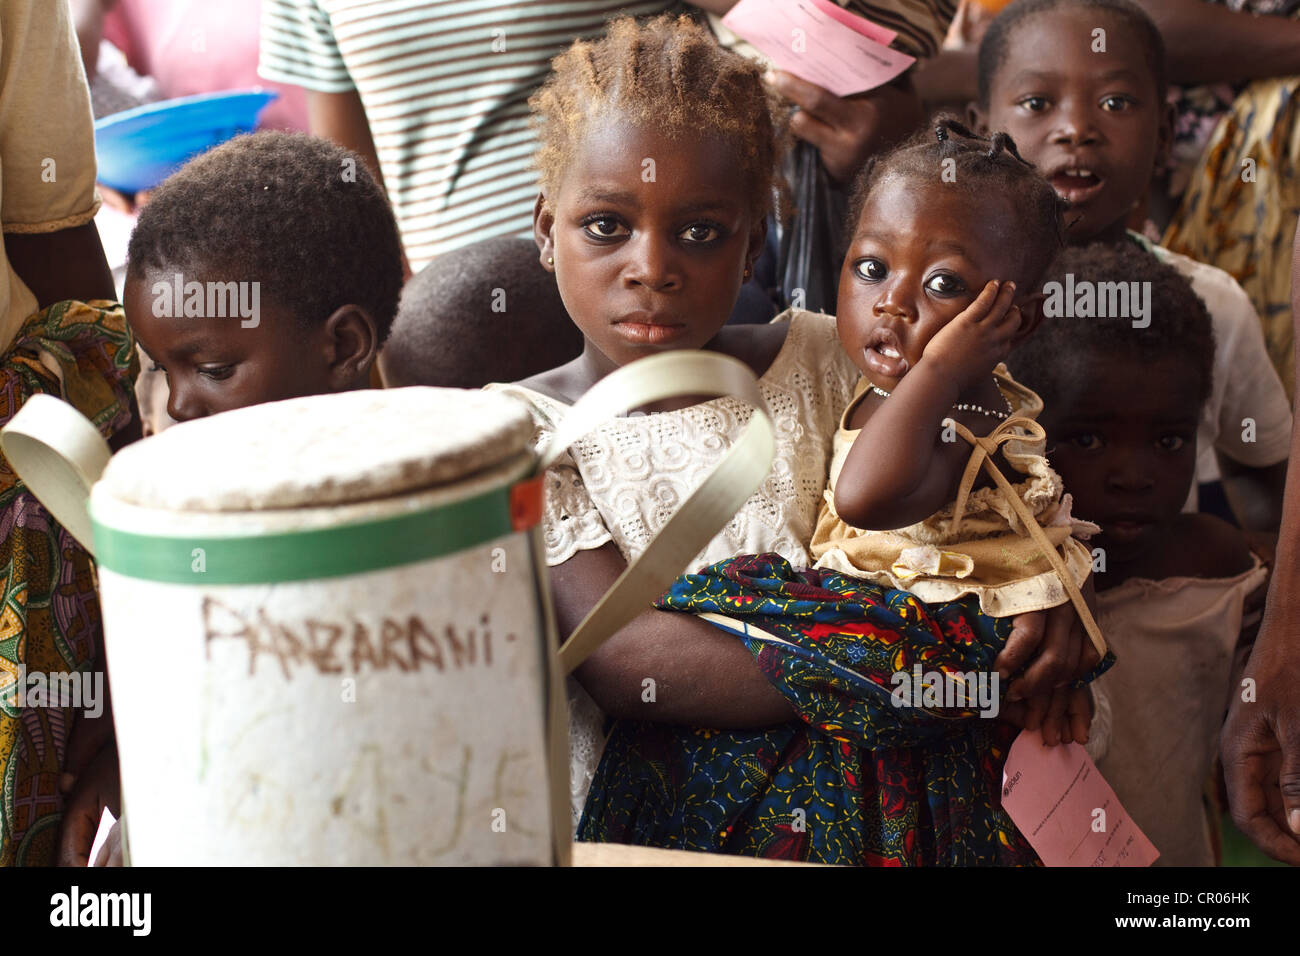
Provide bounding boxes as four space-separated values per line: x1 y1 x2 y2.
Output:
867 381 1012 421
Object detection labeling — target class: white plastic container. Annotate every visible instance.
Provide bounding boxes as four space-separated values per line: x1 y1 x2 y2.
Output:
88 387 564 865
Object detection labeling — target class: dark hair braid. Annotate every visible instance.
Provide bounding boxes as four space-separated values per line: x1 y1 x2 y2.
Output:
530 14 789 219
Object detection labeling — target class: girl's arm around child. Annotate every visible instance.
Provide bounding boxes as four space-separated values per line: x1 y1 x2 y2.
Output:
551 541 797 726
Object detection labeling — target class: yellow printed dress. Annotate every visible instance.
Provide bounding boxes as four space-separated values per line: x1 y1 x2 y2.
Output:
0 300 137 865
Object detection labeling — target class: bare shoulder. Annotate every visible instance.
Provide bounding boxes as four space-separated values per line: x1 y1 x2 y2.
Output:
709 320 792 379
1164 512 1256 580
512 358 587 405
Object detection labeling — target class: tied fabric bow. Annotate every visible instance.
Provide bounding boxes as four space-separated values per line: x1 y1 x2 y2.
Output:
944 415 1108 660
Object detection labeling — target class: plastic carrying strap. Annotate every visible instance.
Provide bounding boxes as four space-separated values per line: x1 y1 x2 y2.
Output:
946 416 1108 660
539 351 775 675
0 393 110 551
532 351 771 866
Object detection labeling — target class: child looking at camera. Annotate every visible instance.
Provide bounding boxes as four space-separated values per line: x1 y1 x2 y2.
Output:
492 16 1098 864
975 0 1291 531
1008 242 1268 866
810 119 1101 649
485 13 862 832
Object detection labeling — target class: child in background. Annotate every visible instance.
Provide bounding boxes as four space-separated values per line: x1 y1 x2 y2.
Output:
1008 242 1267 866
124 131 403 423
974 0 1291 533
583 121 1112 865
380 236 582 389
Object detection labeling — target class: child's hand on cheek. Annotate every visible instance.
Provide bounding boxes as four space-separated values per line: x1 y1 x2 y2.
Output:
920 280 1021 392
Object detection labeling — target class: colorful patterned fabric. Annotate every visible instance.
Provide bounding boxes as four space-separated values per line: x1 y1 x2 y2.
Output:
1162 2 1300 202
1161 5 1300 398
1163 72 1300 399
0 300 137 866
578 553 1114 866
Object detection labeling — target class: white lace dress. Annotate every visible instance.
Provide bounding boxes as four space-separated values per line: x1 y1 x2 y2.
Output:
486 309 859 829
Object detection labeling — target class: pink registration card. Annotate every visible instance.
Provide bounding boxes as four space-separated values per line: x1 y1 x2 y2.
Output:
722 0 916 97
806 0 897 45
1001 728 1160 867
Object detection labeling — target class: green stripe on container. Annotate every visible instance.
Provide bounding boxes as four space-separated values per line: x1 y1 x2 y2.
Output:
90 483 516 585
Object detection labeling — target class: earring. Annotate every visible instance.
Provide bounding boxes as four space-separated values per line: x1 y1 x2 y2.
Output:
743 265 753 280
547 256 554 266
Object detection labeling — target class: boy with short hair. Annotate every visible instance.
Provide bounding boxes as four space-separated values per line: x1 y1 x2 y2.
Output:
124 130 403 423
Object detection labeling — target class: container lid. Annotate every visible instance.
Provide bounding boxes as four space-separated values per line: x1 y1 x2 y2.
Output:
99 387 535 512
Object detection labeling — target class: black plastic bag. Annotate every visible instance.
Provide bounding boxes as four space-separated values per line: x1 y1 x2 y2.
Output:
777 140 847 315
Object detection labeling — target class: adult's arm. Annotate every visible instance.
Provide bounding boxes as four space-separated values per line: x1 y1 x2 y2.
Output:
306 89 388 194
70 0 114 83
551 542 797 727
4 224 115 309
1136 0 1300 84
687 1 926 184
259 0 386 190
769 70 926 185
1220 219 1300 865
2 0 114 307
917 1 1300 113
1221 508 1300 863
258 0 405 271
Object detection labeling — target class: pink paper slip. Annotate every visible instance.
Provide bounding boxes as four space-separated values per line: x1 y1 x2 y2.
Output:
806 0 896 45
721 0 916 96
1001 729 1160 867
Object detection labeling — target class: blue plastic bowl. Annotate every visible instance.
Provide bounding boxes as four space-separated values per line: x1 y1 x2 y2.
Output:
94 89 279 194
